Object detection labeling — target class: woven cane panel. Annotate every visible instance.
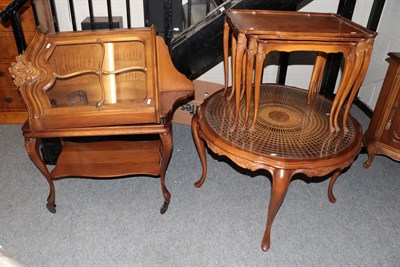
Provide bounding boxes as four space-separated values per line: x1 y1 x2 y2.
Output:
204 84 355 159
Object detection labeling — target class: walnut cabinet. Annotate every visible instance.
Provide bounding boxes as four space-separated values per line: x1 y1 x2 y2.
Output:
363 52 400 167
9 27 194 213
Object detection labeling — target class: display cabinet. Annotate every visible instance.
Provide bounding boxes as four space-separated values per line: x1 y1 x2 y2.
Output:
9 27 194 213
363 52 400 167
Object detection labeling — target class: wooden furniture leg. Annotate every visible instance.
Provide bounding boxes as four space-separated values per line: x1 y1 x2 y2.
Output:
223 20 230 96
231 33 247 132
333 47 364 133
191 113 208 188
308 52 327 103
24 137 56 213
250 43 268 131
227 34 237 101
327 169 342 203
363 141 377 168
342 40 375 132
240 56 247 100
159 130 172 214
262 168 292 251
243 37 258 128
329 50 356 132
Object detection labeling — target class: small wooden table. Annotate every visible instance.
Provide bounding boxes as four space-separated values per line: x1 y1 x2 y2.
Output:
223 10 376 131
193 10 376 251
192 85 362 251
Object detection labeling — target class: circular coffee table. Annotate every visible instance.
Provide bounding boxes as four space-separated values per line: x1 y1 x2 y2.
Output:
191 84 362 251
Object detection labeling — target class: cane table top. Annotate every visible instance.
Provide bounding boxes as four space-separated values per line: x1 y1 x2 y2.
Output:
200 84 361 161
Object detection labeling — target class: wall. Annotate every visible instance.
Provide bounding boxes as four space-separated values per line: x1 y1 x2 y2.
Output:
54 0 399 111
54 0 145 31
357 0 400 109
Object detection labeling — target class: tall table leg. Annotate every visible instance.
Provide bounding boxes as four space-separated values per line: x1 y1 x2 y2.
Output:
332 45 364 133
159 129 172 214
250 43 268 131
223 21 230 96
243 37 258 128
231 33 247 132
342 39 375 132
262 168 292 251
191 113 208 188
329 50 356 132
308 52 327 104
25 137 56 213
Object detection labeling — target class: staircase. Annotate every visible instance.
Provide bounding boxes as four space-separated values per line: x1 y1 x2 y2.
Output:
171 0 306 79
1 0 308 81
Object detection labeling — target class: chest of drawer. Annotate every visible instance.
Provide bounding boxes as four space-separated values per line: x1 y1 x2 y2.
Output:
0 88 26 110
0 32 34 59
0 61 16 87
0 5 36 33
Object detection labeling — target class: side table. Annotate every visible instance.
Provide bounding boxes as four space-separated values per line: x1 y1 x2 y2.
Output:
192 85 363 251
222 10 376 132
192 10 376 251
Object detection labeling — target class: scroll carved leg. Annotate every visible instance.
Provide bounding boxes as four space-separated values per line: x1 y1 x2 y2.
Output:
262 169 292 251
159 130 173 214
191 113 208 188
328 169 342 203
24 137 56 213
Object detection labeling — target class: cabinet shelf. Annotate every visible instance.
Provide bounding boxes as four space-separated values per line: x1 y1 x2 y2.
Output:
51 140 161 179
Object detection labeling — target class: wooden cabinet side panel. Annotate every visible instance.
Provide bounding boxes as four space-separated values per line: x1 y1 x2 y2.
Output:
366 58 400 139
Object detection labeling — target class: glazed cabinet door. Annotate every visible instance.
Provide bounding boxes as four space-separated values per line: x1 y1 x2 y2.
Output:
382 95 400 148
23 28 161 130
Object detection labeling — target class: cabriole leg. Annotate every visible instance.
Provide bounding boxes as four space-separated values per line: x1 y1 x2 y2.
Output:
262 169 292 251
159 130 173 214
191 113 208 188
24 137 56 213
328 169 342 203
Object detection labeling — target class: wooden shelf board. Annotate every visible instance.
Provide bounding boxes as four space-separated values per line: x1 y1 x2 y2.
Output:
51 140 161 178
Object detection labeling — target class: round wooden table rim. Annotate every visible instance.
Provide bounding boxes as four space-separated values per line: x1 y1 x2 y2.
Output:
195 89 363 171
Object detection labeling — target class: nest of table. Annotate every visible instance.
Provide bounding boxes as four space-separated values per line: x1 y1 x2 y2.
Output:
204 84 356 159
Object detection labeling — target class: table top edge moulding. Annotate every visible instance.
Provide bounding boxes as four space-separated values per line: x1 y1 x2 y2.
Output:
225 9 377 40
